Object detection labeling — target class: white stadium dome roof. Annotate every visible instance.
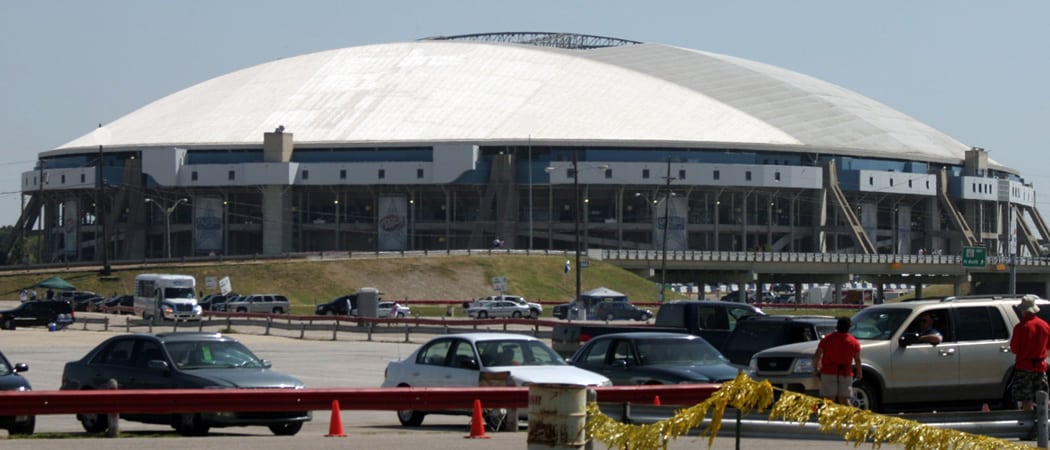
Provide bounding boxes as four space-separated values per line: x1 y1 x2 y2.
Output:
53 33 988 167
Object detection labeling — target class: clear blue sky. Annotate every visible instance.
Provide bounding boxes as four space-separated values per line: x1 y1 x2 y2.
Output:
2 1 1047 227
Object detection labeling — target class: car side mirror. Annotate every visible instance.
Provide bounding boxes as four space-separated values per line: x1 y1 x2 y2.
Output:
13 363 28 373
260 359 273 369
147 360 170 370
898 332 920 348
612 359 629 368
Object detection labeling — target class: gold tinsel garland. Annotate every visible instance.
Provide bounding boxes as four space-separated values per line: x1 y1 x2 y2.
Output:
584 372 1035 450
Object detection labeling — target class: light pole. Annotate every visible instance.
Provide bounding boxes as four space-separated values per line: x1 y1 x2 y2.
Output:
545 155 607 316
146 197 189 259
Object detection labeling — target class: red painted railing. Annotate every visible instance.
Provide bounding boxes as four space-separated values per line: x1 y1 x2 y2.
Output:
0 385 718 415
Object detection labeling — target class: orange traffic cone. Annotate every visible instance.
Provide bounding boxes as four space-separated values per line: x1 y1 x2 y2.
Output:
465 399 490 439
654 395 662 406
326 400 347 437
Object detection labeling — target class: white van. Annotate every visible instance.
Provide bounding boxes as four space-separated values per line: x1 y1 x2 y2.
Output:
133 273 202 321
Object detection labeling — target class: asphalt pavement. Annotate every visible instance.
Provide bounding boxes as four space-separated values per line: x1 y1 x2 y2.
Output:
0 301 1015 449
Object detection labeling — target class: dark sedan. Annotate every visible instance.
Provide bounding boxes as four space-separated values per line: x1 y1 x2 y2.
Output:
0 350 34 434
568 332 742 385
60 332 310 436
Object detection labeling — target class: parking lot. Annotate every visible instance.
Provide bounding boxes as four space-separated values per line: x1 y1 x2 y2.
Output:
0 301 969 449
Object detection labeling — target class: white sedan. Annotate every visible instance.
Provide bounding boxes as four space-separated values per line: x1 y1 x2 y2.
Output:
382 332 611 430
377 301 409 318
464 300 531 319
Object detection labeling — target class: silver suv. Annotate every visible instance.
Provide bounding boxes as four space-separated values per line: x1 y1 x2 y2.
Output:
225 294 290 314
749 295 1049 411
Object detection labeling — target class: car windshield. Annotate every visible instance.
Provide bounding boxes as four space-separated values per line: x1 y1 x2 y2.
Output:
850 307 912 340
165 340 265 369
635 338 728 365
476 339 567 367
165 287 196 299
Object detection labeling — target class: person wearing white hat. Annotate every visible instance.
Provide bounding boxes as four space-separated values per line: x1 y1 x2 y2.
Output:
1010 294 1050 411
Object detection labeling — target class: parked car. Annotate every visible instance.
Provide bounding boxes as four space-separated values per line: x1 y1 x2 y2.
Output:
378 301 409 318
211 294 240 312
60 332 311 436
225 294 290 314
568 332 740 385
750 295 1050 412
59 291 102 312
315 295 357 316
0 349 34 434
552 302 579 320
103 294 135 314
468 295 543 319
719 291 755 303
198 294 232 311
719 315 837 366
382 332 611 430
594 302 653 321
465 300 532 319
0 300 75 330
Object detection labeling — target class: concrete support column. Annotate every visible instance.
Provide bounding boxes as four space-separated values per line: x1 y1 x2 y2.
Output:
261 186 291 256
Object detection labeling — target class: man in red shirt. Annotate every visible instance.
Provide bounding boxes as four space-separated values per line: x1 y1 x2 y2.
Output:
814 316 862 405
1010 294 1050 411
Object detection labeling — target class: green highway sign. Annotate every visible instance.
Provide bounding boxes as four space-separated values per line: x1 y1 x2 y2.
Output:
961 246 987 268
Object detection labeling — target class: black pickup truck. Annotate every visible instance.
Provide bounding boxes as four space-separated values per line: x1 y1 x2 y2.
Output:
551 300 765 357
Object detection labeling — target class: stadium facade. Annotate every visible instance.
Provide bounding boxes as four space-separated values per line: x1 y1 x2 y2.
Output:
14 32 1048 263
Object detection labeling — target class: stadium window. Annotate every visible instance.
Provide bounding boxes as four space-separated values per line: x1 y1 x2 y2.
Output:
713 170 720 180
302 170 309 180
191 171 198 181
605 168 612 179
926 180 930 189
908 179 913 188
340 169 347 180
642 169 650 179
80 174 85 183
417 168 424 179
678 169 686 180
378 169 385 179
61 174 65 184
745 171 752 181
890 179 894 187
774 172 781 182
869 176 874 185
228 170 235 181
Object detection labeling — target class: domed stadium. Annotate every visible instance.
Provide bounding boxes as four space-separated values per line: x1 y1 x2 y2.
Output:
16 32 1047 264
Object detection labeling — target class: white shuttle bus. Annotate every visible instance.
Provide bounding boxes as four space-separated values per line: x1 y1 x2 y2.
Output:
133 273 202 321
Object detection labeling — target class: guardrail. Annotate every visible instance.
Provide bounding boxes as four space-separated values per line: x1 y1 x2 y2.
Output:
1 385 1043 442
0 385 718 415
75 311 561 341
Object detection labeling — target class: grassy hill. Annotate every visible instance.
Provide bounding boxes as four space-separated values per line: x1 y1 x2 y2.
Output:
0 255 682 309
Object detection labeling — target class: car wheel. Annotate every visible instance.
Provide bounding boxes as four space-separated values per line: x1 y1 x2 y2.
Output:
511 311 522 318
483 408 510 432
397 312 406 318
237 308 247 313
269 421 303 436
8 416 35 435
529 310 540 319
272 307 283 314
78 413 110 433
852 377 880 412
397 409 425 426
478 311 488 319
606 314 615 321
173 413 210 436
1 317 14 330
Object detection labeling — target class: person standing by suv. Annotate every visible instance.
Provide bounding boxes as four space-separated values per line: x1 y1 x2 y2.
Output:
1009 295 1050 411
813 317 862 405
